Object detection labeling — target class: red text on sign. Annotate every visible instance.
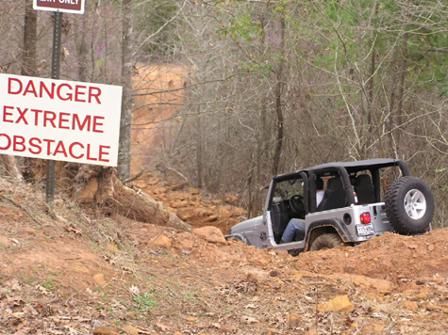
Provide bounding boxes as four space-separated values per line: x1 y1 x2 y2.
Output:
2 105 105 133
0 134 110 163
8 77 102 104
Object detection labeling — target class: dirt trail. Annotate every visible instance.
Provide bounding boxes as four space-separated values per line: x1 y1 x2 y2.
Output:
135 171 246 233
0 177 447 334
131 64 188 174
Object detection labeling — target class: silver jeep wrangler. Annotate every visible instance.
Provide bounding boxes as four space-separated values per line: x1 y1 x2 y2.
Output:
228 159 434 254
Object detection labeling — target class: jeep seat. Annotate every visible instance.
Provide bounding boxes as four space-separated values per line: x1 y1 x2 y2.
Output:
354 174 375 204
271 202 290 243
317 177 346 211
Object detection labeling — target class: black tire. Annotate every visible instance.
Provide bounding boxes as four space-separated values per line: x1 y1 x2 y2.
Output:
226 235 245 243
288 249 300 257
384 176 434 235
310 233 343 251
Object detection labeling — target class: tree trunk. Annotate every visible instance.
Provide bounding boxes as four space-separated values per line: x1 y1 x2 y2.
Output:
255 100 267 213
387 33 408 158
22 0 37 76
6 0 39 181
394 33 409 151
255 17 267 213
74 167 190 231
76 10 89 82
247 164 254 218
118 0 133 180
0 156 23 181
366 2 378 156
195 106 203 188
271 15 286 176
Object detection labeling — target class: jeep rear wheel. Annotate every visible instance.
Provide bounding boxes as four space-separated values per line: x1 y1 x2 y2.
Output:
288 249 300 257
384 176 434 235
226 235 246 243
310 233 343 251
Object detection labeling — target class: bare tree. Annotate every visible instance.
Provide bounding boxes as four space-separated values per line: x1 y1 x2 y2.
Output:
271 13 286 176
22 0 37 76
0 0 38 181
118 0 134 179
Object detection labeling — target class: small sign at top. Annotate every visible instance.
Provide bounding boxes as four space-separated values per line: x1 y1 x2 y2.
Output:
33 0 85 15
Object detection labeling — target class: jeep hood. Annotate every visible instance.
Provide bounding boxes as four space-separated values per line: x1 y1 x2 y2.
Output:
230 215 264 234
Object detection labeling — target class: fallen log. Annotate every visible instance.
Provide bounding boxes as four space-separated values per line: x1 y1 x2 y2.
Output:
75 167 191 231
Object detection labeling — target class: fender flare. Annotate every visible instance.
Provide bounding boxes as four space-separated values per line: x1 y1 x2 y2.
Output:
304 219 350 251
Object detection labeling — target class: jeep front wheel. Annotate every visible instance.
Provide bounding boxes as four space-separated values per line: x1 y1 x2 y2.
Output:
310 233 343 251
384 176 434 235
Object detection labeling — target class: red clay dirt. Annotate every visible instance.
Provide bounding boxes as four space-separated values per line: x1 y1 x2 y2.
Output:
135 171 246 233
131 64 188 174
0 176 447 334
294 231 448 284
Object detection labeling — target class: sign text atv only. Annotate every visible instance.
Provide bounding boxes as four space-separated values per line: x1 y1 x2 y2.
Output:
0 74 122 166
33 0 85 15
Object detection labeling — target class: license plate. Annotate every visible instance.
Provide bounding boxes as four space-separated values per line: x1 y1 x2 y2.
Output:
356 225 374 236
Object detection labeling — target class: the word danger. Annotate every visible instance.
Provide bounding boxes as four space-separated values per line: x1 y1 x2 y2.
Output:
8 77 102 104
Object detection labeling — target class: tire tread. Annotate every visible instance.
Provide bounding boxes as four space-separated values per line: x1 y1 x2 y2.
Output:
310 233 342 251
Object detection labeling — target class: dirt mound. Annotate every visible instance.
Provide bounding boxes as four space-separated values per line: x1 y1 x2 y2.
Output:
0 181 116 293
1 176 448 334
135 171 246 233
294 230 448 285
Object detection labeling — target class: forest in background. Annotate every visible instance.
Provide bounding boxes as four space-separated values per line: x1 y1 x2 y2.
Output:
1 0 447 224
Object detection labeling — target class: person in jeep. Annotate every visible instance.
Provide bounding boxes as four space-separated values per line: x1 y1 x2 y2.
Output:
281 177 324 243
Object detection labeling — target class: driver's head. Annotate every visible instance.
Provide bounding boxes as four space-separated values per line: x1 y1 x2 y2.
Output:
316 177 324 190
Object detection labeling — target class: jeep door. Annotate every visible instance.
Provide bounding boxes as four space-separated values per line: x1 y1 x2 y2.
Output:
266 172 308 248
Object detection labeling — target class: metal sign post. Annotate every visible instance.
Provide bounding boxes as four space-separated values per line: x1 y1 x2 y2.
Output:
33 0 86 203
46 12 62 204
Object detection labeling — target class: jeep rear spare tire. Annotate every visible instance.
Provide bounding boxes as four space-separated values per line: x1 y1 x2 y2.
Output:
310 233 343 251
384 176 434 235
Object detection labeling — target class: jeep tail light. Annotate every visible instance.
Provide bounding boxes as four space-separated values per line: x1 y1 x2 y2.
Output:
360 212 371 225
